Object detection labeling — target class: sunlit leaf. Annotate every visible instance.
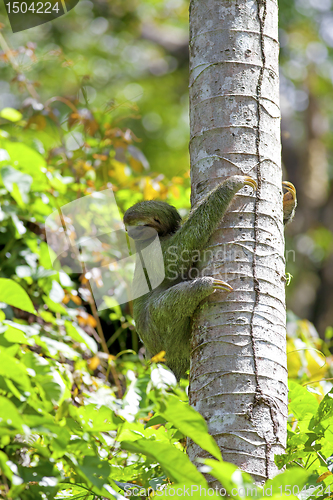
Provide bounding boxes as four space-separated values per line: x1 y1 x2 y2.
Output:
0 396 24 430
77 455 111 489
158 395 222 461
289 381 319 421
65 321 98 353
121 439 206 485
3 325 29 344
0 279 35 314
0 346 31 390
0 107 22 122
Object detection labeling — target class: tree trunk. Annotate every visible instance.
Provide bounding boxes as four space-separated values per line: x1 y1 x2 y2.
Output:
188 0 287 484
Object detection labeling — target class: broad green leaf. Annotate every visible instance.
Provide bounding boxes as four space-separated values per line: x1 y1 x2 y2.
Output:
0 107 22 122
36 371 67 405
11 182 25 208
145 415 167 428
0 396 24 430
4 377 24 401
1 166 32 203
49 174 67 193
39 242 55 270
121 438 206 485
39 310 56 324
3 325 29 344
56 484 97 500
77 455 111 489
203 459 252 499
4 320 40 338
21 351 49 375
65 321 97 353
0 346 31 390
17 461 59 500
76 404 122 432
0 451 13 480
30 197 53 219
289 381 319 421
310 389 333 428
42 295 67 314
0 279 35 314
38 424 71 453
264 468 311 497
22 413 54 429
1 140 47 190
159 395 222 461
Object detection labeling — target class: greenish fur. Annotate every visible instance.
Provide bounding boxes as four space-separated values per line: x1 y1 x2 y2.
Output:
124 176 253 380
124 176 296 379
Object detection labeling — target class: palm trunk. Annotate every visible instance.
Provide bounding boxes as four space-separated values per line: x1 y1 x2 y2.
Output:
188 0 287 484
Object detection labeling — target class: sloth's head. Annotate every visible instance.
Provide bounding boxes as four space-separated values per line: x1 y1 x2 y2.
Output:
123 200 182 240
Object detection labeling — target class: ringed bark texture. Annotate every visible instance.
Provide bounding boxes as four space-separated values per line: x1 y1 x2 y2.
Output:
188 0 287 483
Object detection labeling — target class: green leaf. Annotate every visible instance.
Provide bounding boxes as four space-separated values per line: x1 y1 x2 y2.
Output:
0 450 13 480
289 380 319 421
56 484 97 500
159 395 222 461
0 396 24 430
1 166 32 203
39 242 54 270
310 389 333 429
21 350 49 375
0 107 22 122
76 404 122 432
4 377 24 401
19 459 56 482
42 295 67 314
37 372 66 405
11 182 25 208
65 321 97 353
4 320 40 338
145 415 167 428
264 467 311 496
3 325 29 344
40 424 71 453
121 438 206 485
0 346 31 390
203 459 252 499
0 279 36 314
77 456 111 489
39 310 56 324
1 140 47 190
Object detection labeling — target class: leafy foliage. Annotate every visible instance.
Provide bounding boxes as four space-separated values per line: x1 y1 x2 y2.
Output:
1 0 333 498
1 278 333 499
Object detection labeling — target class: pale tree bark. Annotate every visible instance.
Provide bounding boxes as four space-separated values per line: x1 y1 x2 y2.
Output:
188 0 287 484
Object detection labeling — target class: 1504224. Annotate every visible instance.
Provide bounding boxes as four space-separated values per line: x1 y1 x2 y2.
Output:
5 1 60 14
